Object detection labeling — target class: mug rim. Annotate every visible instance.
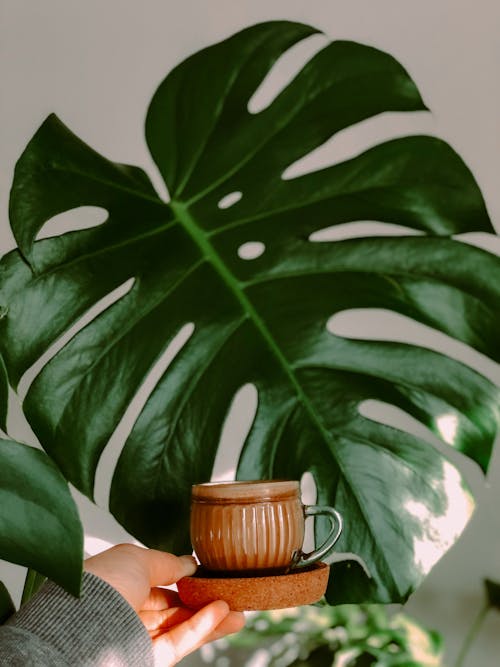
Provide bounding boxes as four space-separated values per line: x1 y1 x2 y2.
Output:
192 479 299 502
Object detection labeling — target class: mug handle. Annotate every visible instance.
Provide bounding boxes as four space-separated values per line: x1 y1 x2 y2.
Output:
295 505 343 568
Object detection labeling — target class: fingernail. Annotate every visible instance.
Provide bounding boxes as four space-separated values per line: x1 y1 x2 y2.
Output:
180 554 198 575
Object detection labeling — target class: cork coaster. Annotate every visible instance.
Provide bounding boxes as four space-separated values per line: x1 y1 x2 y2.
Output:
176 562 329 611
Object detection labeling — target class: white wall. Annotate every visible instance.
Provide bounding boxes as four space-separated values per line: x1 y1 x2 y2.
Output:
1 1 499 665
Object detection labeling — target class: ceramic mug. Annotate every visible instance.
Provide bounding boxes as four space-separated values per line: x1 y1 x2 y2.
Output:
190 480 343 574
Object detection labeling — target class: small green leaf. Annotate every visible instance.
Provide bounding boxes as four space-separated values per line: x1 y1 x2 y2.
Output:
0 439 83 596
20 569 47 606
484 578 500 611
0 581 15 624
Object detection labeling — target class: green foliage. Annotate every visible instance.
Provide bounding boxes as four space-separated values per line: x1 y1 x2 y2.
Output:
213 604 443 666
484 579 500 611
0 438 83 597
1 21 499 604
0 357 83 606
0 582 15 625
0 351 8 432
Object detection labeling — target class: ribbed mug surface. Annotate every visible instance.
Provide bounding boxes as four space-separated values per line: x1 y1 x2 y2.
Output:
191 480 304 573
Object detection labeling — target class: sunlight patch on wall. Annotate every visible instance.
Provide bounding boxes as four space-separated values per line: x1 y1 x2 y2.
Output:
404 460 474 576
435 414 459 445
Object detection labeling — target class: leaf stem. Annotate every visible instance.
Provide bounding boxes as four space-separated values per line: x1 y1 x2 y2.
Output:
21 568 46 606
454 602 490 667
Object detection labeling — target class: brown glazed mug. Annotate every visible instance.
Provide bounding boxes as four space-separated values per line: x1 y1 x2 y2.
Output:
190 480 343 574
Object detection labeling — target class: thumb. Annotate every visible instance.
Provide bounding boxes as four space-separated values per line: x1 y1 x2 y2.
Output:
138 549 197 587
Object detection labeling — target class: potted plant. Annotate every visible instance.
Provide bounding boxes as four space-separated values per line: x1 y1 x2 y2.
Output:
1 21 499 621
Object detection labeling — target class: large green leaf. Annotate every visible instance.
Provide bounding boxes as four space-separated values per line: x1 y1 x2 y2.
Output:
0 351 8 432
0 345 7 419
1 21 499 603
0 438 83 596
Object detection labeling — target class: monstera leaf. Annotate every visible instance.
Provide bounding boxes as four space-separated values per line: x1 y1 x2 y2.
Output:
0 358 83 602
0 349 8 432
1 21 499 603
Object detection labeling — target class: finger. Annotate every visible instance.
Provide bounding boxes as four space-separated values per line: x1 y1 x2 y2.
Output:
152 600 231 666
194 610 246 645
143 587 182 611
137 549 197 587
139 607 194 632
149 611 246 645
211 611 246 638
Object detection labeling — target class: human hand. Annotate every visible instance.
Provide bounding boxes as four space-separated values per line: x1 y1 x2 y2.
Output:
84 543 245 666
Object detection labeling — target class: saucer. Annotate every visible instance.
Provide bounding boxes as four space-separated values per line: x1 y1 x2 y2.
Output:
176 562 329 611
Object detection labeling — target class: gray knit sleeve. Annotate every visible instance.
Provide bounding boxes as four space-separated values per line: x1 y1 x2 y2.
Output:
0 572 154 666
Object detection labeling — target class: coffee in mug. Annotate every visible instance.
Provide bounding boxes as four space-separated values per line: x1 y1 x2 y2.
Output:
190 480 342 574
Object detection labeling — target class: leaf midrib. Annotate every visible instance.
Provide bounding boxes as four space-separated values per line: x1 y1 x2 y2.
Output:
171 200 343 466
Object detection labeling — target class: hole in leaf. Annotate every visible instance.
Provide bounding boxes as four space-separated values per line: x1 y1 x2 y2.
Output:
36 206 108 240
325 309 498 382
359 399 434 442
93 322 195 508
281 110 433 180
301 471 317 552
145 161 170 204
3 388 39 446
326 552 372 578
309 221 423 242
300 470 317 504
217 191 242 209
211 383 258 482
237 241 265 260
18 278 136 400
247 33 327 114
454 232 500 256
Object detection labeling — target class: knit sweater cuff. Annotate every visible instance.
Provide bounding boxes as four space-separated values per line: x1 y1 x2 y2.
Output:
7 571 154 666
